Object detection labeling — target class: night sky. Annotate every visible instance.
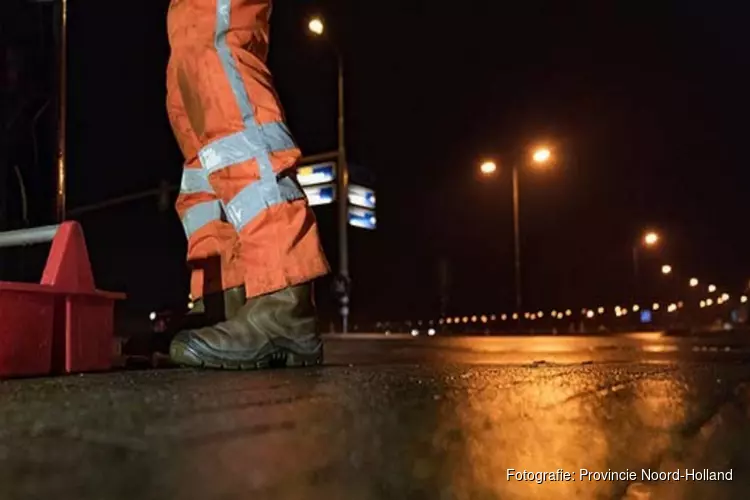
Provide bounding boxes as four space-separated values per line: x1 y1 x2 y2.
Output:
5 0 750 324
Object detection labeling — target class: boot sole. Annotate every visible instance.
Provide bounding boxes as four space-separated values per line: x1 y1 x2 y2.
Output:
282 347 324 368
170 340 323 371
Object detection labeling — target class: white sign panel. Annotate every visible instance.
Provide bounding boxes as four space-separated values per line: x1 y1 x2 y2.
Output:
303 184 336 206
297 162 336 187
348 184 376 209
349 207 376 230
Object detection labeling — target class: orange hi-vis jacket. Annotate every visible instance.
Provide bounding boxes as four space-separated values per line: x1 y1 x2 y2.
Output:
166 0 329 300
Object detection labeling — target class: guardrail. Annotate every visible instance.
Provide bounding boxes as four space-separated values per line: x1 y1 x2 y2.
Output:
0 224 60 248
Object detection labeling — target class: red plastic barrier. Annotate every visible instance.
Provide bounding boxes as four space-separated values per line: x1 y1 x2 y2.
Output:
0 222 125 378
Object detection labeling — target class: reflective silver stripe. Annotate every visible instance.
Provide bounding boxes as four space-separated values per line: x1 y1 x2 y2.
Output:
215 0 255 127
214 0 287 215
198 122 296 174
224 177 305 231
180 168 214 194
181 200 222 238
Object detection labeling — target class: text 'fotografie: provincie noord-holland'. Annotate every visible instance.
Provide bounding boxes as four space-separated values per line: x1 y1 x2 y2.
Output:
506 469 733 483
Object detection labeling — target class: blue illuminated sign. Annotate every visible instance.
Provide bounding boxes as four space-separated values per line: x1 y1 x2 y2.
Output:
297 162 336 186
303 184 336 206
640 310 652 324
348 207 376 230
348 184 376 209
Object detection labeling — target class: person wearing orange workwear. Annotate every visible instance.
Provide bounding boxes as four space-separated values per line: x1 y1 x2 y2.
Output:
165 0 330 368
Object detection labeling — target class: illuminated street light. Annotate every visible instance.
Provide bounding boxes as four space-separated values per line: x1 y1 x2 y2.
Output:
689 278 699 287
653 302 660 310
700 300 707 308
668 303 678 313
597 307 605 314
643 232 660 247
706 298 714 306
661 264 673 275
480 161 497 175
532 147 552 165
742 296 748 304
632 305 640 312
565 309 572 316
512 313 519 320
721 293 730 302
708 284 717 293
537 311 544 318
586 310 595 319
502 314 508 321
308 17 325 35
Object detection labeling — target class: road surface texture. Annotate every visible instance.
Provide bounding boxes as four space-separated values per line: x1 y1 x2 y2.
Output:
2 332 750 499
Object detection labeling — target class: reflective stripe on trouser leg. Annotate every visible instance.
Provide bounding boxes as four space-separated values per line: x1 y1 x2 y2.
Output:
175 166 246 299
167 0 330 299
167 46 245 299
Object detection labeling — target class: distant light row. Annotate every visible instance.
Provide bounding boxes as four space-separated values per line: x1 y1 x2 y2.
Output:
155 291 746 323
430 295 747 325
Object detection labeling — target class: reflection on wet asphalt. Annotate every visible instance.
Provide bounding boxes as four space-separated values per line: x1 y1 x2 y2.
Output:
2 334 750 499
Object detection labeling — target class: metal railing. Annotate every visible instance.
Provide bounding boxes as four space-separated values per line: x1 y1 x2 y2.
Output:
0 225 60 249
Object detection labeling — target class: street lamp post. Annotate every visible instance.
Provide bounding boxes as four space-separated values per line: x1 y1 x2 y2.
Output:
25 0 67 221
511 164 522 312
309 17 351 333
336 49 350 333
479 146 552 314
56 0 68 222
33 0 69 221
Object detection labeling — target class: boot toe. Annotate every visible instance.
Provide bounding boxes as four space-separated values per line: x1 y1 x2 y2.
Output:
169 330 207 367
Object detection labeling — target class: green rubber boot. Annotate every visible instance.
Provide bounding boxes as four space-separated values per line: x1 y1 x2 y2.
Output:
153 286 247 355
169 283 323 370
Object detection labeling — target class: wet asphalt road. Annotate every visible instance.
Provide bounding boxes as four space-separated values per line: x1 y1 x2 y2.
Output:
2 333 750 500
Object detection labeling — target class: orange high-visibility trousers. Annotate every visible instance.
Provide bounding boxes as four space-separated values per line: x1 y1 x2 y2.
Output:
166 0 330 300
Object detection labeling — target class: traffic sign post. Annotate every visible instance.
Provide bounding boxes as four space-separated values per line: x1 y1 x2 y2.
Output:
296 160 377 332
